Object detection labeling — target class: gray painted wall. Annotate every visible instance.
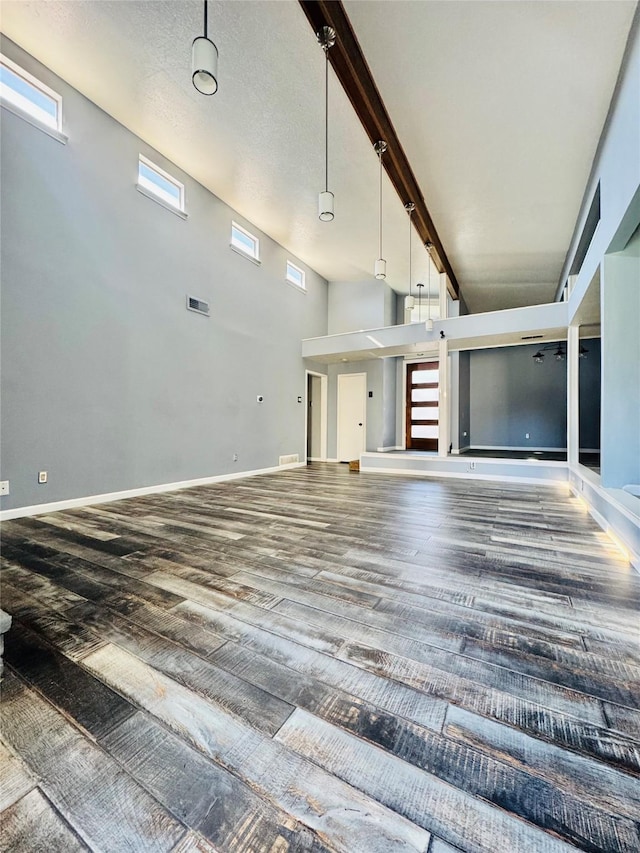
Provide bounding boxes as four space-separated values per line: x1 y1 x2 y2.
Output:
327 279 395 334
382 358 398 447
601 224 640 488
469 343 568 448
0 38 327 511
327 360 385 457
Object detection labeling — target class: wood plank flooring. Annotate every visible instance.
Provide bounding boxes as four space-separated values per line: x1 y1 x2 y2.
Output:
1 464 639 853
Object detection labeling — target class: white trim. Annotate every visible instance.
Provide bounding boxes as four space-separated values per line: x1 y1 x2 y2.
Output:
229 243 261 266
359 466 568 487
337 372 367 463
569 483 640 571
0 463 305 522
468 445 567 452
305 370 328 463
286 260 306 290
230 221 260 262
138 154 185 213
376 445 403 452
135 184 188 219
0 100 67 144
362 451 567 468
1 53 63 132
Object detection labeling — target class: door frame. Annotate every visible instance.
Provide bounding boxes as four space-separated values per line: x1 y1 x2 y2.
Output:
405 360 439 451
337 372 367 462
305 370 328 462
402 354 440 451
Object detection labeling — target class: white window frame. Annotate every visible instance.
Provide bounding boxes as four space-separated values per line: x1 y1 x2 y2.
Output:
0 53 66 143
230 221 260 263
286 260 306 291
136 154 186 218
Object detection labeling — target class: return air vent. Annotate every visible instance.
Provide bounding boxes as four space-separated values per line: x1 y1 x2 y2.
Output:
279 454 300 466
186 295 210 316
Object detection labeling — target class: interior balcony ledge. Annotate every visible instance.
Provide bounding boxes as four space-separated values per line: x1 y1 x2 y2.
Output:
302 302 569 362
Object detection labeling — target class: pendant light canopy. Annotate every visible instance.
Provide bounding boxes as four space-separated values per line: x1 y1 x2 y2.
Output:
192 0 218 95
425 242 434 331
317 26 336 221
374 140 387 279
405 202 415 311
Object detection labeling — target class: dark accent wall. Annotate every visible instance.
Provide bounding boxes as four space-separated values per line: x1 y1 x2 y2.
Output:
579 338 601 450
469 343 568 449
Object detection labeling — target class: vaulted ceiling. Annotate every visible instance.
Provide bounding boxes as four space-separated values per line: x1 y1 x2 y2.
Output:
1 0 636 312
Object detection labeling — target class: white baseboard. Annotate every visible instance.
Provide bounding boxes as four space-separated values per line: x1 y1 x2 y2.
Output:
569 471 640 572
375 445 402 452
469 445 567 452
0 462 306 521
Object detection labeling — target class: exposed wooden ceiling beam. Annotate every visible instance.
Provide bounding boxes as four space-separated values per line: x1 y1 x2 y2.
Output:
299 0 460 300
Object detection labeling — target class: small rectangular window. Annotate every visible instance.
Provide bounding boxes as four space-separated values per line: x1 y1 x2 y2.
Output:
286 261 306 290
138 155 185 212
231 222 260 261
0 55 61 131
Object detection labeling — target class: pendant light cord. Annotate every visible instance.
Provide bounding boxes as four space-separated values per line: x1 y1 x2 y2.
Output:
203 0 208 38
378 149 383 258
427 245 431 322
408 208 412 298
325 44 329 193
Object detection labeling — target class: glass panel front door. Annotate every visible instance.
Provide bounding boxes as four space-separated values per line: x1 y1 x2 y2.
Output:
406 361 439 451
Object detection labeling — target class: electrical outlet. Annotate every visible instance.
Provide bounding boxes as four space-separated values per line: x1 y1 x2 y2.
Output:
0 480 9 495
469 462 476 470
38 471 48 484
525 433 530 439
232 453 238 462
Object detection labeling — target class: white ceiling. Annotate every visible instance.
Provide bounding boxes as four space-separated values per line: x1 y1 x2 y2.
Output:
1 0 636 313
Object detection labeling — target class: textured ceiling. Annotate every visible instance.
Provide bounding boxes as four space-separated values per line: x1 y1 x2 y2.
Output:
1 0 636 313
344 0 637 311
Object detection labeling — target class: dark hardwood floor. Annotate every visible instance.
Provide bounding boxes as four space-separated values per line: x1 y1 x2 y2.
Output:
1 464 639 853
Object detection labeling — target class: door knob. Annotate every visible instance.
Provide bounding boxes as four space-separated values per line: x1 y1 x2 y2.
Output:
358 423 363 426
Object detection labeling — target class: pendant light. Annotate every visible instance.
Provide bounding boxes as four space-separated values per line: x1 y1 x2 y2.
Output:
405 202 415 311
317 27 336 221
425 242 434 331
374 140 387 279
192 0 219 95
416 282 424 322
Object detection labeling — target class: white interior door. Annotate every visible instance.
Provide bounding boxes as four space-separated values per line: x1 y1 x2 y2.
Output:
337 373 367 462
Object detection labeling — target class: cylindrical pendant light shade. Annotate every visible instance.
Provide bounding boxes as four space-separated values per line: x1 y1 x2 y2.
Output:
192 37 218 95
318 191 334 221
375 258 386 280
405 295 415 310
425 318 434 332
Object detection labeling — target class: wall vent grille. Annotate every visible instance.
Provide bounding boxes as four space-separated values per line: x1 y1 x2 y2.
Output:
187 296 210 316
279 454 300 465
